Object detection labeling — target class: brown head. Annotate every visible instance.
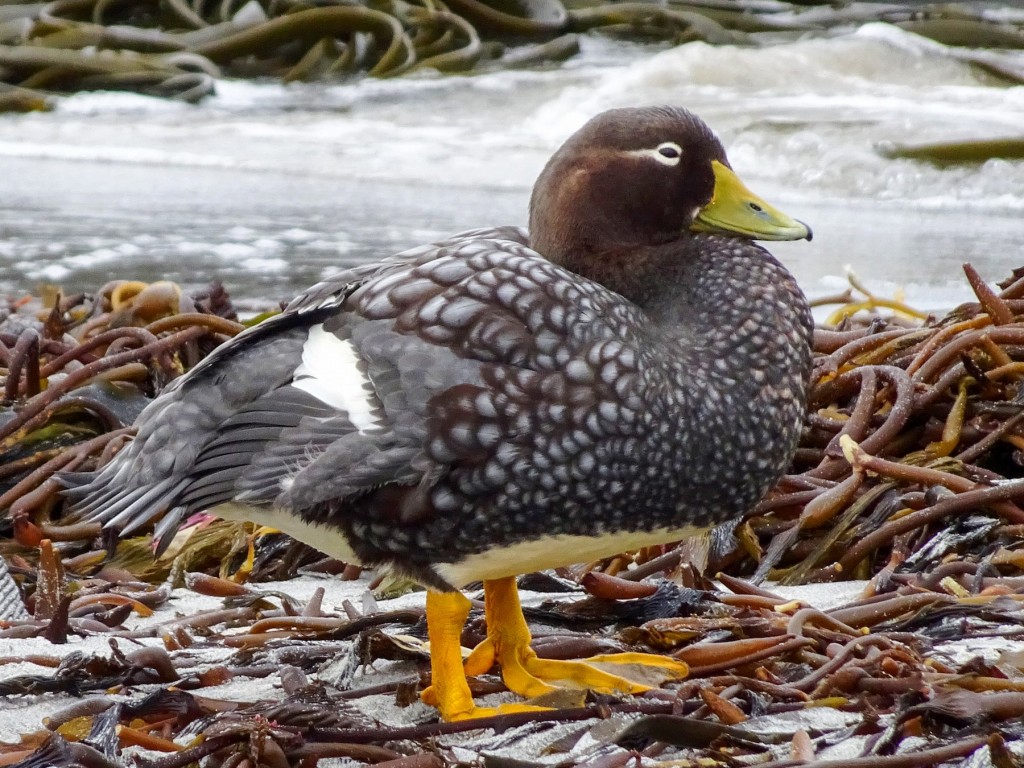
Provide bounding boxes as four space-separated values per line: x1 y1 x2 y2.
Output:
528 106 810 302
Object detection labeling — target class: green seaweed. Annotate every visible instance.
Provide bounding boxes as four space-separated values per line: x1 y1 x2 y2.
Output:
0 0 1022 112
878 137 1024 166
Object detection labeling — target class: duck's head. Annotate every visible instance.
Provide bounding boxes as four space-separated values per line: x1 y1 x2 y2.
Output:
529 106 810 299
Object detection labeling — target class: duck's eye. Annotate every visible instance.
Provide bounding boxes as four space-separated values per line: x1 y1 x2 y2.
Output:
654 142 682 166
627 143 684 166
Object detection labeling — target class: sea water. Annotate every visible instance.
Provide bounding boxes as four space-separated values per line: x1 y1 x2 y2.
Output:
0 24 1022 311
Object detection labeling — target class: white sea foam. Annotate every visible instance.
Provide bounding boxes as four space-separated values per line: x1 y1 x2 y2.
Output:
210 242 257 259
240 256 288 271
27 263 71 281
1 24 1018 209
56 90 189 115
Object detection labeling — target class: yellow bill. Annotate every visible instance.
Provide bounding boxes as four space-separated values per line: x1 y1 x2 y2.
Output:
691 160 812 241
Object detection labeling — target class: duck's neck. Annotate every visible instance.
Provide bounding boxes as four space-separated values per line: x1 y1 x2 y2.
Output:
642 234 814 516
537 232 812 393
638 235 812 381
542 234 811 357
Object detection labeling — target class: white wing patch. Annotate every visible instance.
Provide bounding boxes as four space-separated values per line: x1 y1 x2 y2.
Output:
293 325 381 434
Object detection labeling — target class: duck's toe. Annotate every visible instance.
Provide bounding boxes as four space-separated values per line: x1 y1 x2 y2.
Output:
474 577 688 700
522 653 688 693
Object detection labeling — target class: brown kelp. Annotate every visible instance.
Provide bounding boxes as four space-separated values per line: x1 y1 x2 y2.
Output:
1 0 1024 110
734 264 1024 590
3 265 1024 764
0 280 243 552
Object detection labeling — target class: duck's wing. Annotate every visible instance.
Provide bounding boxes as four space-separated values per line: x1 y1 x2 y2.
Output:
68 224 651 563
67 230 521 545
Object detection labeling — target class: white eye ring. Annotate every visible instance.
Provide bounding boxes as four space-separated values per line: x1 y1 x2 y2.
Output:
626 142 684 166
654 142 682 165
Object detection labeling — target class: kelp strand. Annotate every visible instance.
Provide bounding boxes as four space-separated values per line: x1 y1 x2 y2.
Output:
1 0 1023 109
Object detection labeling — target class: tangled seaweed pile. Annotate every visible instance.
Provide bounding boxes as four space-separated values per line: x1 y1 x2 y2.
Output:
1 0 1024 112
1 569 1023 766
2 265 1024 765
0 280 245 555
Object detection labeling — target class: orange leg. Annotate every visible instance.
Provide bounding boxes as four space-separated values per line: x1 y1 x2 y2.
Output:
465 577 688 697
419 590 547 721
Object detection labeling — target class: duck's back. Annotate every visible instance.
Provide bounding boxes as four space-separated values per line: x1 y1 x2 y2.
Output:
74 227 742 589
